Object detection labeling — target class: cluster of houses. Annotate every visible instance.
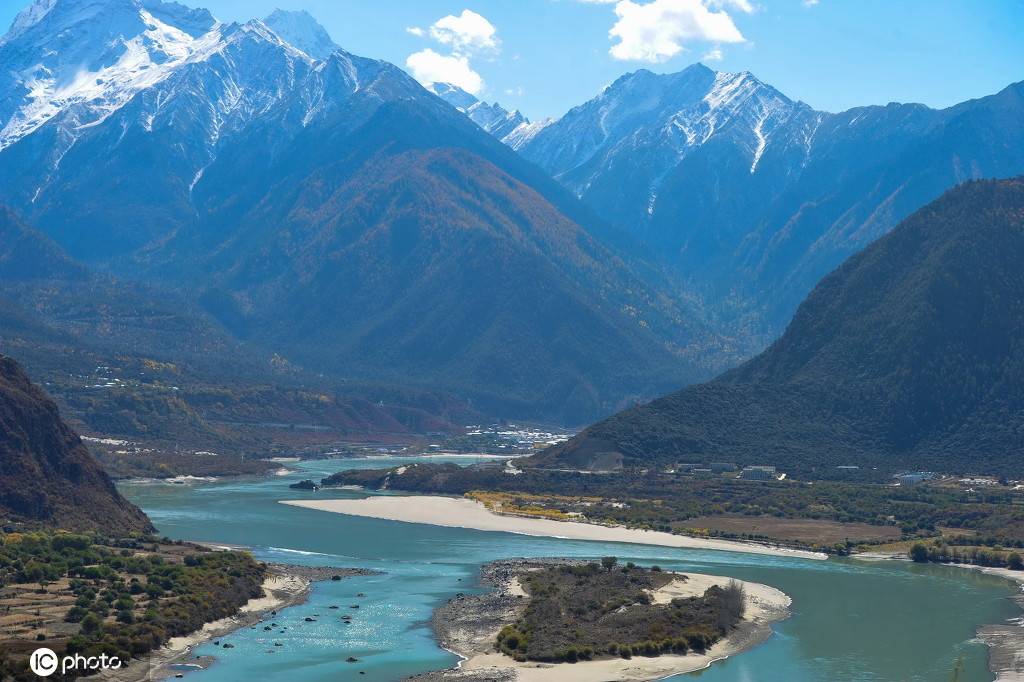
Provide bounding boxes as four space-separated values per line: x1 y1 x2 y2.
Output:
672 462 781 481
896 471 937 486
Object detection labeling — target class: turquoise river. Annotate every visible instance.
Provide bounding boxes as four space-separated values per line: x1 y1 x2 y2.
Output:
119 456 1021 682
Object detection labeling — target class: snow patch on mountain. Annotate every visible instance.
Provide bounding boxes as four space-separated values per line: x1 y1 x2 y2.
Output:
520 64 813 197
0 0 227 150
428 81 545 149
264 9 338 60
504 118 553 150
0 0 57 47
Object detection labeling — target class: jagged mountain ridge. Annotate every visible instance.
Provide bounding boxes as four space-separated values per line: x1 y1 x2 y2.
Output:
428 82 550 150
516 64 1024 334
263 8 338 60
0 0 719 423
536 179 1024 477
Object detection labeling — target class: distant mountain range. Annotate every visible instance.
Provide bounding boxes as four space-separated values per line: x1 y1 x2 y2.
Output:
0 0 719 424
2 0 1023 429
511 64 1024 335
537 179 1024 478
0 354 152 533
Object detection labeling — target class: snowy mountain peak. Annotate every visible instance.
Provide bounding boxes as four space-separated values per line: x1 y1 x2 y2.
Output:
2 0 57 46
428 81 545 149
141 0 215 38
519 62 817 212
428 82 478 111
0 0 227 150
264 8 338 60
4 0 142 44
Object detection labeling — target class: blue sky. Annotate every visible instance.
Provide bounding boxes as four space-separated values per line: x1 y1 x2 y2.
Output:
2 0 1023 120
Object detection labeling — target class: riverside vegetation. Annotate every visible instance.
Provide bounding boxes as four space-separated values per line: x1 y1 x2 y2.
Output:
0 532 265 681
325 463 1024 555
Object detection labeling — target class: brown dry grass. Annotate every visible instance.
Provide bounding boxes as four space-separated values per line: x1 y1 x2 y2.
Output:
677 515 902 544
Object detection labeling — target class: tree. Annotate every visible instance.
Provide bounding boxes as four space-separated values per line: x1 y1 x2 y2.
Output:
910 543 930 563
80 613 101 634
1008 553 1024 570
601 556 618 572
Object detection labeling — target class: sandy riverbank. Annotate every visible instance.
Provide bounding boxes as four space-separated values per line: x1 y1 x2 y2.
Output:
411 559 791 682
281 496 826 560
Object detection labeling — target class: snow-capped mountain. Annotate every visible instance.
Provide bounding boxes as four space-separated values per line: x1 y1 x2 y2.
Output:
0 0 434 255
0 0 715 423
428 82 550 150
0 0 220 150
263 8 338 60
519 63 1024 333
520 64 819 216
0 1 350 155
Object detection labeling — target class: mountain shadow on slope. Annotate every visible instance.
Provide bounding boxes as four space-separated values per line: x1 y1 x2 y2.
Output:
535 178 1024 477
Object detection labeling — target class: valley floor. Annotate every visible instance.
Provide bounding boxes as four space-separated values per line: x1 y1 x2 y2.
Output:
280 495 826 560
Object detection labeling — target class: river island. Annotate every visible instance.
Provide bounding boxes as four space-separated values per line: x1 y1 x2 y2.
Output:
409 558 790 682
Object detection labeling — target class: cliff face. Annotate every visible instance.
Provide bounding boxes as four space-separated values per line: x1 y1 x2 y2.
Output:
0 355 153 534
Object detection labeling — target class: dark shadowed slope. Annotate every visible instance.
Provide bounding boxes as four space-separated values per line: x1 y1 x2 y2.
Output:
536 179 1024 477
0 355 153 534
160 99 720 423
0 208 476 447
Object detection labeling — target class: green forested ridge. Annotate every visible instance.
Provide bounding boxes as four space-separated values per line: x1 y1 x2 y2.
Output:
539 179 1024 477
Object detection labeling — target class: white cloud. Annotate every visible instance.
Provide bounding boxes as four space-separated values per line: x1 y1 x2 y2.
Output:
803 0 820 5
608 0 746 63
505 86 526 96
702 47 724 61
405 9 501 96
429 9 499 54
708 0 755 13
406 48 484 94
